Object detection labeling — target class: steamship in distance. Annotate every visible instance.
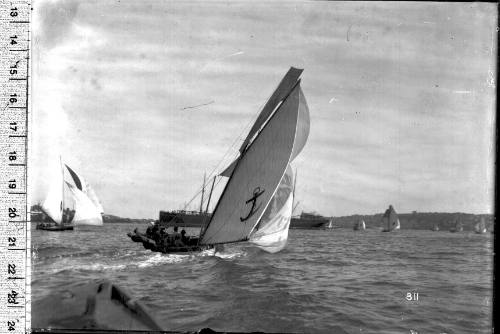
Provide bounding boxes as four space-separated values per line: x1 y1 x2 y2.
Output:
290 211 333 229
156 173 333 230
156 209 333 230
157 210 333 230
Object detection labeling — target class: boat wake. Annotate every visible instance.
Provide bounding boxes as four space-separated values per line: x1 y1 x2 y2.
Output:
213 250 246 259
36 247 248 274
137 253 191 268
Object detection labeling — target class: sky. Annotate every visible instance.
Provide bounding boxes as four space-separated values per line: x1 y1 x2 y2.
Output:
31 0 497 218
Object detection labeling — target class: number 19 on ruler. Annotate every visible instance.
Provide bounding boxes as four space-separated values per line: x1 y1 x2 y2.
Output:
1 2 31 332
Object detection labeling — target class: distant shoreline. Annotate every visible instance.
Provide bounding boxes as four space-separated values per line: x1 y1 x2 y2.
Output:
102 211 493 231
30 207 493 231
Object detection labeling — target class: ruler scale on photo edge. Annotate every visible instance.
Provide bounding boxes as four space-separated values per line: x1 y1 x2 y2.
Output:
0 1 31 333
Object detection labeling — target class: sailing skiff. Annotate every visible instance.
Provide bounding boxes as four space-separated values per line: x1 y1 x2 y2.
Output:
37 159 104 231
381 205 400 232
474 217 487 234
129 67 310 254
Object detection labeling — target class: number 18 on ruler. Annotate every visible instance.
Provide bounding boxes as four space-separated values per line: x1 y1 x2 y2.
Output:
1 2 31 333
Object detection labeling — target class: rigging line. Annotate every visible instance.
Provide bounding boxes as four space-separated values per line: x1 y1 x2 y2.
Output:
179 172 225 213
171 78 277 216
206 81 277 177
177 89 273 213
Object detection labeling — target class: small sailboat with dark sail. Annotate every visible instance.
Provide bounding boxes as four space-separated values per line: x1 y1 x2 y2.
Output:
129 67 310 254
37 159 104 231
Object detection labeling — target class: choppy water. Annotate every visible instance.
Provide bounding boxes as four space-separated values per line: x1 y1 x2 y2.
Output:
31 223 493 333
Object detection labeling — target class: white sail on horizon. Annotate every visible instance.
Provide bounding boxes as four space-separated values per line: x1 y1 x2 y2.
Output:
200 68 309 246
474 217 486 233
41 161 104 227
383 205 399 231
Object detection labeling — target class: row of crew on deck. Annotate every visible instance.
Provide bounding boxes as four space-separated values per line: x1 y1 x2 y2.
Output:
145 224 192 248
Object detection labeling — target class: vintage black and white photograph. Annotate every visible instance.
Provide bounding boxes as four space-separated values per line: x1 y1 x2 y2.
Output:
29 1 495 333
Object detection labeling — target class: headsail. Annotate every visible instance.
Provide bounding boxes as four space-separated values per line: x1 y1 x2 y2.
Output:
200 70 307 245
65 164 104 213
249 166 294 253
84 183 104 214
65 182 103 226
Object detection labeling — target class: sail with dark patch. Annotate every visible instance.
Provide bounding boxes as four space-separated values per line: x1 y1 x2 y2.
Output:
40 160 104 229
65 164 83 191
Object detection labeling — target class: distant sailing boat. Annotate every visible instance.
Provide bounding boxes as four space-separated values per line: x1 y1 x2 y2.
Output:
353 219 366 231
38 159 104 231
129 67 309 254
449 219 463 233
474 217 487 234
381 205 400 232
432 224 440 232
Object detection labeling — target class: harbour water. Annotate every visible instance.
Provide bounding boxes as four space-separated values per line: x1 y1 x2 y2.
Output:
32 223 493 333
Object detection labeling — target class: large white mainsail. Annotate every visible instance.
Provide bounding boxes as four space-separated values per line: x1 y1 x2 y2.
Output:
200 68 308 245
65 182 103 226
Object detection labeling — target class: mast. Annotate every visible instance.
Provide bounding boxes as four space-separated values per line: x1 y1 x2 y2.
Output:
291 168 298 216
292 168 297 201
205 176 216 215
200 172 206 214
198 175 217 240
60 156 65 225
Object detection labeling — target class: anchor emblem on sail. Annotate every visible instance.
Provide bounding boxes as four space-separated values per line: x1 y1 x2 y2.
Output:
240 187 265 222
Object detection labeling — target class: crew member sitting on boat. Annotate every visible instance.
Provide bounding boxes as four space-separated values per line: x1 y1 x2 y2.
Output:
181 229 189 245
158 230 170 249
172 226 183 247
62 208 76 224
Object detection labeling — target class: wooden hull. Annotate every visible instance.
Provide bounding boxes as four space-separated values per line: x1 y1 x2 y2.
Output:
36 223 74 231
127 232 214 254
